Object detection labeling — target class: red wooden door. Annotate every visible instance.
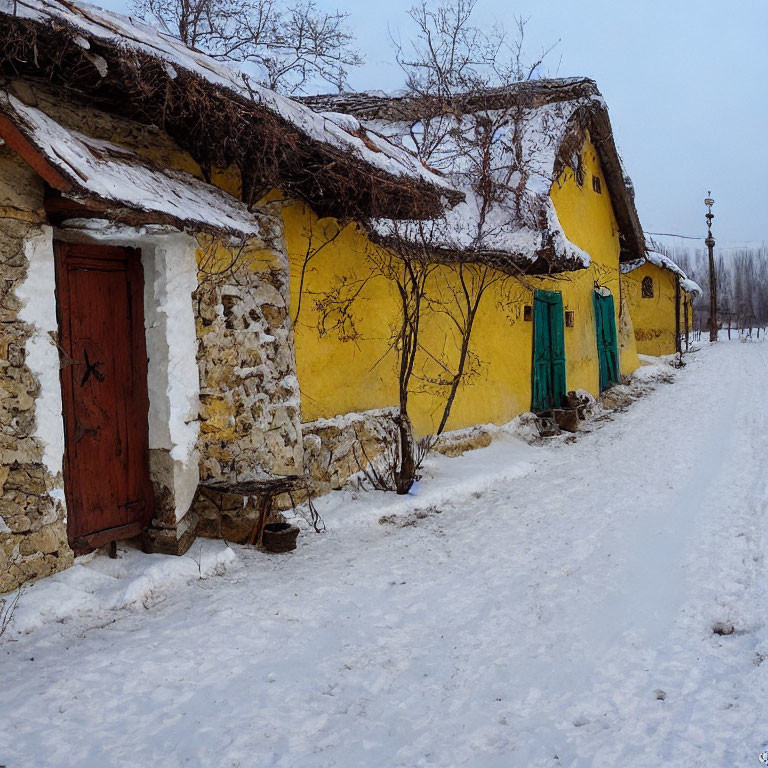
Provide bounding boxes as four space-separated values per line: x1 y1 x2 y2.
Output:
55 242 154 552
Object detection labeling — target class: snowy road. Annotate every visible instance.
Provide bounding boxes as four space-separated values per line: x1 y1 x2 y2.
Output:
2 341 768 768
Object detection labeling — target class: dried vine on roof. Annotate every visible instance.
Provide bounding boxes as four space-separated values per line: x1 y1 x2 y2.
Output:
0 11 455 221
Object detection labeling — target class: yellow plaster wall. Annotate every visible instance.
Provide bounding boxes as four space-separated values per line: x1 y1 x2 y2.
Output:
546 135 640 383
45 89 641 433
282 197 540 433
624 263 680 356
286 134 638 435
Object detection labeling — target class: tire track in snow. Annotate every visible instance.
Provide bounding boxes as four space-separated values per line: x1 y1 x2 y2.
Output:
563 343 768 767
595 343 749 650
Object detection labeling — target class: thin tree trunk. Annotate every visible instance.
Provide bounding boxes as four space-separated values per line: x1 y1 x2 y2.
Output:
393 259 426 495
674 277 681 354
395 414 416 495
436 299 481 436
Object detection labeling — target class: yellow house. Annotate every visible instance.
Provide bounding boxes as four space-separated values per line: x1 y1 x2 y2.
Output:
622 251 701 356
288 79 648 486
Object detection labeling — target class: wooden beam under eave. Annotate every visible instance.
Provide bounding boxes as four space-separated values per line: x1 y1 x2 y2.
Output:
44 187 225 236
43 188 110 224
0 112 75 194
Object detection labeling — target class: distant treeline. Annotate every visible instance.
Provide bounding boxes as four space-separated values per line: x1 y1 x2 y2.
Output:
653 241 768 330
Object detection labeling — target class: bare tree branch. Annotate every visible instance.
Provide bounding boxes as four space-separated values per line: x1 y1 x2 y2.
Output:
131 0 363 93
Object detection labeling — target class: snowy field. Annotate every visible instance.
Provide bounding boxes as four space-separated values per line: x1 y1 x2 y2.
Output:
2 340 768 767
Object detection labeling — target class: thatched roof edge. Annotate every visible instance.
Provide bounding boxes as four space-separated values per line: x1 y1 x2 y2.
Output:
304 79 646 267
0 87 267 238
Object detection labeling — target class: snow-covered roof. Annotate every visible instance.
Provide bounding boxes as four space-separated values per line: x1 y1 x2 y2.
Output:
621 250 702 297
368 97 594 272
303 79 646 275
0 91 263 237
0 0 461 220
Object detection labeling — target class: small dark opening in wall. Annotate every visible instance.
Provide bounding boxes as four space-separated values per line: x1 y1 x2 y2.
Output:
592 175 602 194
575 156 585 186
642 276 654 298
523 305 532 321
565 311 575 327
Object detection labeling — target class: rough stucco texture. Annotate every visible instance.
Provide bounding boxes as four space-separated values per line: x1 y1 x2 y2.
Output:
624 263 680 356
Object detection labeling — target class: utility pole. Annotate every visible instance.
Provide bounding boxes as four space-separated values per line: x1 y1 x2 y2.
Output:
705 192 717 342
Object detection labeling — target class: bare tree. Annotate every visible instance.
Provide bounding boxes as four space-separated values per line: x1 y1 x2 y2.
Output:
391 0 557 99
293 0 559 493
418 262 503 435
0 580 22 640
131 0 363 93
291 211 347 326
370 0 559 475
656 241 768 334
366 228 439 494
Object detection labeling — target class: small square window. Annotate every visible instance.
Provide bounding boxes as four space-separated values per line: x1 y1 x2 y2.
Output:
642 276 654 298
592 175 602 194
523 305 532 321
565 311 575 327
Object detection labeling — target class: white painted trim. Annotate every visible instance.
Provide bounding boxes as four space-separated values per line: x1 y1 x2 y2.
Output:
16 226 64 481
142 235 201 521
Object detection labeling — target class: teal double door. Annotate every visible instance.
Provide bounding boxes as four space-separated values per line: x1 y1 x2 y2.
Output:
531 288 620 412
593 289 619 391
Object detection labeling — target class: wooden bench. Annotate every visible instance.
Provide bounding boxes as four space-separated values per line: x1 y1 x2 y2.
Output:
197 475 303 548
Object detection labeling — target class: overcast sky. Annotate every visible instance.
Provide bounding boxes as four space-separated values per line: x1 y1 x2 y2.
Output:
101 0 768 243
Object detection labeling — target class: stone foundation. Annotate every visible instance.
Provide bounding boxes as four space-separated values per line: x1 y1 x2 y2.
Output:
302 408 399 494
433 427 493 457
0 462 71 593
142 448 198 556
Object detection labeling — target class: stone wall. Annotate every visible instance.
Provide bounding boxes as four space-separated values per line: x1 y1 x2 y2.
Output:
195 231 303 481
0 148 73 592
301 408 503 497
193 226 305 537
302 408 399 495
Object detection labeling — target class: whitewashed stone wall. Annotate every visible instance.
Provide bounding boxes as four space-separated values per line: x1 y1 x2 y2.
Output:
0 88 308 584
0 148 72 592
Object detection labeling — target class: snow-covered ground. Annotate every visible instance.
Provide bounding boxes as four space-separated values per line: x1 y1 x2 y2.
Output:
2 340 768 767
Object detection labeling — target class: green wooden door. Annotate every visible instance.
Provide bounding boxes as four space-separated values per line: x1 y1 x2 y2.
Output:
532 290 567 411
593 289 620 391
